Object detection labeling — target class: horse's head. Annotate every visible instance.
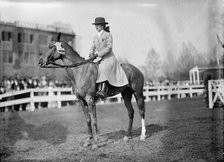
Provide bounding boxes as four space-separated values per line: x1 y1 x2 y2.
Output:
39 32 65 67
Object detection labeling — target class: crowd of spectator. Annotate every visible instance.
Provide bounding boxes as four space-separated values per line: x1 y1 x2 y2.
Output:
144 79 204 87
0 76 203 95
0 76 72 94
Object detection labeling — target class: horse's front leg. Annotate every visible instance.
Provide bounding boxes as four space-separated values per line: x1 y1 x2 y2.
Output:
86 95 98 149
79 100 93 146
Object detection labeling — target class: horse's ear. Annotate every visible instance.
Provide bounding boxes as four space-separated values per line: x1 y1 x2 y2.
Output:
57 32 61 41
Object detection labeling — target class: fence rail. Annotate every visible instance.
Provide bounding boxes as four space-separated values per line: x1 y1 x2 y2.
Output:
0 85 205 111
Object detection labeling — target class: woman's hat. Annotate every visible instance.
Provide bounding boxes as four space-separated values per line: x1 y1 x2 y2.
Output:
92 17 108 25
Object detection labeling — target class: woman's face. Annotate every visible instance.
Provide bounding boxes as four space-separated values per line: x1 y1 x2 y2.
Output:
95 24 104 32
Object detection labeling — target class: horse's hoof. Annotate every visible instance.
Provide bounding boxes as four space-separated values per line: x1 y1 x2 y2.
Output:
140 135 146 140
83 141 91 147
92 143 98 149
123 136 130 141
86 136 93 142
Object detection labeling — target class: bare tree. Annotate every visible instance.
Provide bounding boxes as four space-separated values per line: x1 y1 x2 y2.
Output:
162 51 176 80
141 48 164 81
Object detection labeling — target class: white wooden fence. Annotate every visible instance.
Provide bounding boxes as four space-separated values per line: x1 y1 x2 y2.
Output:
143 84 204 101
0 84 205 112
0 87 75 111
208 79 224 109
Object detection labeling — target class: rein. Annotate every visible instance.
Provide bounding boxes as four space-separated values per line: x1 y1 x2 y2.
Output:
40 56 97 68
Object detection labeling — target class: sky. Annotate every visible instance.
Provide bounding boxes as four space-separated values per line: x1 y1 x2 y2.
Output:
0 0 223 66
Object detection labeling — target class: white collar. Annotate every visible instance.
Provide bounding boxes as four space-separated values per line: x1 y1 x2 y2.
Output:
98 30 104 38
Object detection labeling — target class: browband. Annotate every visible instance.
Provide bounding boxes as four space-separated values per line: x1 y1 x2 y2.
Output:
54 42 65 55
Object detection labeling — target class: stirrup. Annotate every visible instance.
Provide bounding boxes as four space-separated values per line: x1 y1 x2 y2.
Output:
96 81 108 99
96 91 107 99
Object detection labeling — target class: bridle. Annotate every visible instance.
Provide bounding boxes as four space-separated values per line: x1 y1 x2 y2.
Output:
40 41 96 68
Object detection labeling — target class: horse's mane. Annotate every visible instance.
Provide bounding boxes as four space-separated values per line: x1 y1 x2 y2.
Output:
62 42 81 57
61 41 85 60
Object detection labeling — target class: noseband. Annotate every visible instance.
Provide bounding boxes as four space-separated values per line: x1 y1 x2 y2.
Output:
41 41 97 68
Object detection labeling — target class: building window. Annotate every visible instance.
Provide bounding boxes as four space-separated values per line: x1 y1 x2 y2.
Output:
1 31 12 41
18 33 22 43
1 31 4 41
24 52 29 63
8 32 12 41
3 50 13 64
30 34 34 43
29 52 35 63
17 33 34 44
38 34 47 45
8 51 13 63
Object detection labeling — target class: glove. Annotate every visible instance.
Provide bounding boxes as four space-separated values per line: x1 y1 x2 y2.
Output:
94 53 98 58
89 53 97 59
94 50 99 58
93 56 102 63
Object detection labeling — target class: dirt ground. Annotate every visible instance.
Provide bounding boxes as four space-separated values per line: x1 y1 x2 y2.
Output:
0 97 223 162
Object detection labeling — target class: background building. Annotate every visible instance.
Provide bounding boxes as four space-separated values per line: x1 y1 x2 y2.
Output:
189 65 224 85
0 20 75 80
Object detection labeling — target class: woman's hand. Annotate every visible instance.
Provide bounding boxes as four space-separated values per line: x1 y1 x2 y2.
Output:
89 50 99 58
93 56 102 63
94 53 99 58
89 53 97 58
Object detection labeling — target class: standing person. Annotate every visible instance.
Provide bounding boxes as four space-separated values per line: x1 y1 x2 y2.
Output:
27 77 34 89
89 17 128 98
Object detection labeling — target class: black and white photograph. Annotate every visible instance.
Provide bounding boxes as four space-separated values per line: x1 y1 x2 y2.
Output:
0 0 223 161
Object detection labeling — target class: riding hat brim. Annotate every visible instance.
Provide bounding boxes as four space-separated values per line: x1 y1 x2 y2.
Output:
92 22 108 25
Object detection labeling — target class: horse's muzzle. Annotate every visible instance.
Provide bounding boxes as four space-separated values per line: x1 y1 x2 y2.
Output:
38 58 47 67
39 58 43 65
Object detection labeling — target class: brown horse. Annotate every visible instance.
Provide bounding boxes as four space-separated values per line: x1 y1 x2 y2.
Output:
39 33 146 148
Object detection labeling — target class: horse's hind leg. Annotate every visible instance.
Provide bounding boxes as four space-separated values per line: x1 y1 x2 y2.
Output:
134 91 146 140
121 89 134 140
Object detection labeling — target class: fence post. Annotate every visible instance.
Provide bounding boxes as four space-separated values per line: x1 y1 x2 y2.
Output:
168 87 171 100
157 88 161 101
117 95 122 103
19 105 22 111
189 87 193 98
5 107 8 112
208 80 213 109
57 91 61 108
145 95 149 102
30 90 35 111
168 92 171 100
177 87 180 99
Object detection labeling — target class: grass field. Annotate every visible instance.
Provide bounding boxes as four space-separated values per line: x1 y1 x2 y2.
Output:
0 97 223 162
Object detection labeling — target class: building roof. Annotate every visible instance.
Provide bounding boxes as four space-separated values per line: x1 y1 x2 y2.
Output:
0 20 75 35
190 65 224 73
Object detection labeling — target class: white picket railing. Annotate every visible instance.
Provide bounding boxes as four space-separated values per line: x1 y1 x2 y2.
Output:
0 85 205 111
208 79 224 109
143 84 204 101
0 87 75 111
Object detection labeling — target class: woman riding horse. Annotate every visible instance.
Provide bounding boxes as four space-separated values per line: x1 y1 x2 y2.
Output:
39 25 146 149
89 17 128 98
